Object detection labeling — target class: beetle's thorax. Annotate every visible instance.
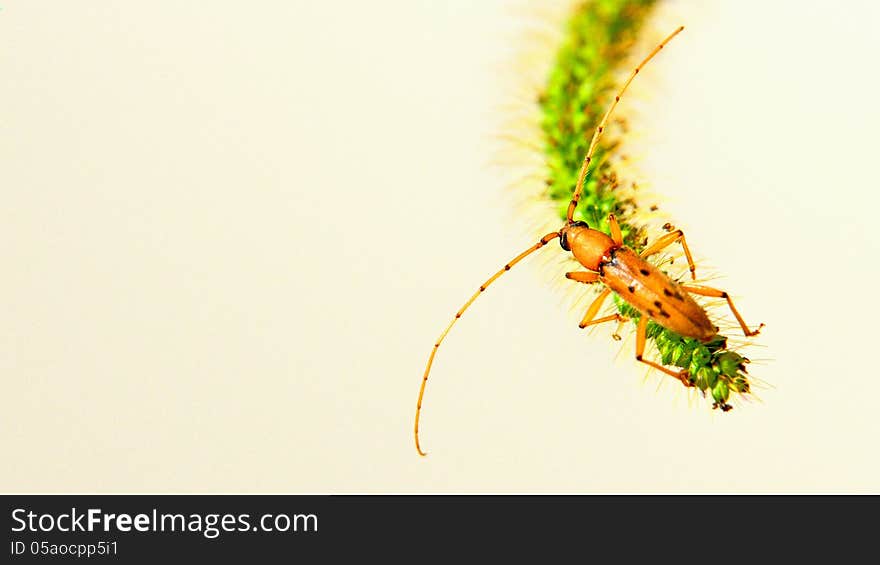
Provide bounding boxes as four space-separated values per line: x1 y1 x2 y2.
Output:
561 224 617 271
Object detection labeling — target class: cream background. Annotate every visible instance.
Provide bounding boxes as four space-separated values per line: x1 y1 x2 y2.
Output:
2 1 878 492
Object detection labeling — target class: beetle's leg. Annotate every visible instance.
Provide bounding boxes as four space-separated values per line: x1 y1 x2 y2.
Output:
582 313 625 331
577 287 622 331
679 284 764 337
565 271 600 284
575 284 631 338
567 273 620 331
635 316 691 386
639 229 697 280
608 214 623 246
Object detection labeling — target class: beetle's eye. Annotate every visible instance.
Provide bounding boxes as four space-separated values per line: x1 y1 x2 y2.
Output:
572 220 589 228
559 232 570 251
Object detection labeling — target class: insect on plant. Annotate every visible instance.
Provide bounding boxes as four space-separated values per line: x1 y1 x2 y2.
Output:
413 26 763 456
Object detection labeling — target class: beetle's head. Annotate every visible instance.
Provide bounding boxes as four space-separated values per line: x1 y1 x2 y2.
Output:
559 220 588 252
560 221 615 271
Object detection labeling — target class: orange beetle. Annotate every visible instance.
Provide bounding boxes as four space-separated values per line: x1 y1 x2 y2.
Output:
413 26 761 456
560 216 760 381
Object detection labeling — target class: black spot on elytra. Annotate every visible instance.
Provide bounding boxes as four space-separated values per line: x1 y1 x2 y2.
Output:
639 268 650 276
653 300 662 308
646 309 655 318
663 288 673 297
660 311 671 319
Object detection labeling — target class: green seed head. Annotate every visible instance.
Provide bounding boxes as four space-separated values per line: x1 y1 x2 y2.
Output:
694 366 718 391
730 376 751 394
692 345 711 366
712 379 730 405
716 351 745 377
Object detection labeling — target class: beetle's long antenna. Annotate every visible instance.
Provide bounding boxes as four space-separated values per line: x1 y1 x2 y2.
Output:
566 26 684 223
415 232 560 456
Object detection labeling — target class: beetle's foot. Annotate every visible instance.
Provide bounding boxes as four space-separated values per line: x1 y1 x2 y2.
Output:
744 323 765 337
678 370 694 388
